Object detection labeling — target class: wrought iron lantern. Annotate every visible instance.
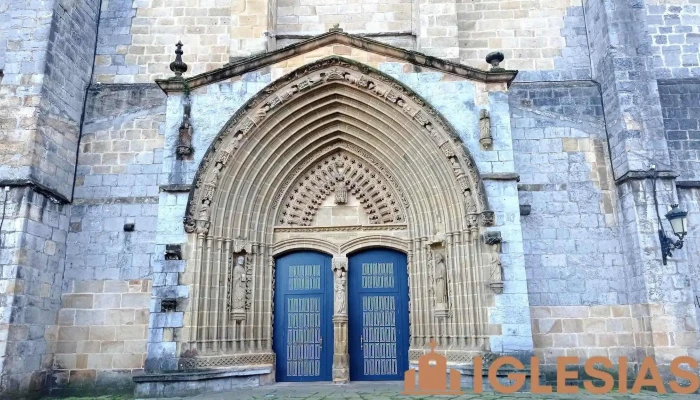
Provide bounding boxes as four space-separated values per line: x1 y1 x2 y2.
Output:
650 165 689 265
659 204 688 265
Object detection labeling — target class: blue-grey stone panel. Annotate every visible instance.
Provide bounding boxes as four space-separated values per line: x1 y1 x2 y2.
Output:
659 79 700 181
509 82 628 307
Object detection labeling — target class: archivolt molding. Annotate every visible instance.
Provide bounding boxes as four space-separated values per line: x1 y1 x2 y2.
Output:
271 238 339 256
273 224 408 233
339 235 409 254
184 56 491 235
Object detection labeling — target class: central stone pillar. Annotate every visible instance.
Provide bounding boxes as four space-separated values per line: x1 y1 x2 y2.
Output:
332 257 349 383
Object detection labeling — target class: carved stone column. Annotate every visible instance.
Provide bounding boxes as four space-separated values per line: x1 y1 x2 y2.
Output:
331 257 349 383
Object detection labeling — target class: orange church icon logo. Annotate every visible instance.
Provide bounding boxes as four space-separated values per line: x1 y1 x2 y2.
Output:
402 338 463 395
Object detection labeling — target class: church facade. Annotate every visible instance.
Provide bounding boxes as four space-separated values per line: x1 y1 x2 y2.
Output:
0 0 699 397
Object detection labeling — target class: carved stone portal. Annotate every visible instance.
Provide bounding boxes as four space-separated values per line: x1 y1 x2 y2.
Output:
332 257 349 383
178 57 501 369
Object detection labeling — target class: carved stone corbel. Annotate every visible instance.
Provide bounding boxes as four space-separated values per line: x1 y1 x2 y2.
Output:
479 109 493 150
480 211 495 226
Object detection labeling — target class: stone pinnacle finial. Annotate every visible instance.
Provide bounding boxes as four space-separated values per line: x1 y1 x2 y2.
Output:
329 23 343 33
170 41 188 77
485 51 505 71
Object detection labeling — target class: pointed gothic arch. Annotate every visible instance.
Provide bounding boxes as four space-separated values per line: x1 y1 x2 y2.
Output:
180 56 501 371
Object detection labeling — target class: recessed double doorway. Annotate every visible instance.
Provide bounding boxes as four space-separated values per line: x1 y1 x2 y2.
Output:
273 248 409 382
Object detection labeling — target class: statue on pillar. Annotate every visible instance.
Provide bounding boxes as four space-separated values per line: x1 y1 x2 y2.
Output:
334 268 347 315
479 109 493 150
434 253 447 305
331 257 349 383
231 255 247 320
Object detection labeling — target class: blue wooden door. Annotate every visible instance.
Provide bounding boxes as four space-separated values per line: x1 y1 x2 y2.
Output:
274 251 333 382
348 248 409 381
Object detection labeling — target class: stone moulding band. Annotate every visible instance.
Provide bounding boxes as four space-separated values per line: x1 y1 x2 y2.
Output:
155 31 518 93
273 224 408 232
408 349 484 363
0 179 70 204
178 353 276 370
614 169 679 185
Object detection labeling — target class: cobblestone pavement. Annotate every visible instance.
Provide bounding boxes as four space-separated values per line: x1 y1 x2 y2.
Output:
172 382 700 399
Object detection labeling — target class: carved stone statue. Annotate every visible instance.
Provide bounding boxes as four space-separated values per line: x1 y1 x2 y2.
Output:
434 253 447 305
231 255 247 318
198 198 211 221
334 269 347 314
479 109 493 150
450 157 465 181
176 95 194 158
489 248 504 294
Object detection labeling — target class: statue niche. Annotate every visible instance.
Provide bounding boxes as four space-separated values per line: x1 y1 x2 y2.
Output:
430 248 449 319
228 253 249 321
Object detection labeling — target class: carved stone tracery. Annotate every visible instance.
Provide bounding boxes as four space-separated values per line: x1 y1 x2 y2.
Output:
278 151 405 226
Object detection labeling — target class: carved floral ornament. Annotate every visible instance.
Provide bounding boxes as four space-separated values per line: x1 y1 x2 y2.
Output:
184 57 493 235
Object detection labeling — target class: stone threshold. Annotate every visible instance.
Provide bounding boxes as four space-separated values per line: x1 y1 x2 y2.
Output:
133 365 273 383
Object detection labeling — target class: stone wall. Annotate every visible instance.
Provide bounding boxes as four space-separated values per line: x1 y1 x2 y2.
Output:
94 0 233 83
458 0 591 79
92 0 591 82
679 188 700 329
275 0 413 34
509 82 625 306
49 84 166 393
659 80 700 181
65 84 166 282
0 0 56 186
0 0 100 198
0 188 69 396
48 279 151 393
531 304 700 366
647 3 700 79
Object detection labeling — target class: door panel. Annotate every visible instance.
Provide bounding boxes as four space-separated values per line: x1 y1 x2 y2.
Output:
274 252 333 382
348 248 409 381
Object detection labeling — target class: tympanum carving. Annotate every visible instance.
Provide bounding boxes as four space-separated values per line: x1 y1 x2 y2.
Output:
278 151 405 226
